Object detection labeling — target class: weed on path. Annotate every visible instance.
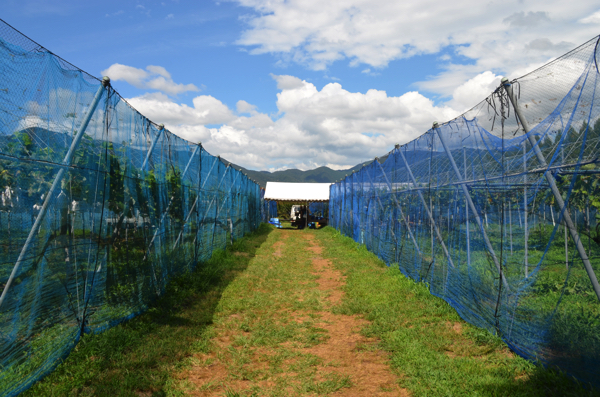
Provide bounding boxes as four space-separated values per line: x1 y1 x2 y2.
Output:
21 224 600 396
175 227 406 396
314 227 600 397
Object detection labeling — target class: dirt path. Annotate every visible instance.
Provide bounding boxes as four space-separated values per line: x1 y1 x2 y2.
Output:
175 229 407 396
301 233 407 396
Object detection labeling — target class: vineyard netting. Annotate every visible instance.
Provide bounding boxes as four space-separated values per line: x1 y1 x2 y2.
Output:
0 20 263 396
329 36 600 386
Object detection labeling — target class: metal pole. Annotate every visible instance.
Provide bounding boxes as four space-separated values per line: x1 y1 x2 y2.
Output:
143 144 200 260
213 170 241 226
141 124 164 171
398 149 455 269
433 123 509 290
0 77 109 309
464 147 471 266
341 178 346 233
375 154 422 255
502 78 600 301
562 144 568 271
430 195 434 260
364 163 400 248
115 123 166 241
509 204 513 254
211 166 242 243
209 165 234 249
305 201 308 229
523 142 528 277
174 155 220 249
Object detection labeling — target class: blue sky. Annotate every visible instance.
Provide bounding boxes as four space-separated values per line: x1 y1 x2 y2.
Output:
3 0 600 170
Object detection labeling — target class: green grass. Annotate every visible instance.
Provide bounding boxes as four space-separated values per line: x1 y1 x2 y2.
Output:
313 226 600 397
176 224 356 396
21 223 273 397
18 224 600 396
355 213 600 370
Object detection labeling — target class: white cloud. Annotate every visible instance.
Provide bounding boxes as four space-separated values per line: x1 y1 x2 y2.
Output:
101 64 149 88
166 13 174 19
126 74 459 170
361 68 380 77
271 73 304 90
524 38 574 53
105 10 125 17
449 71 502 112
234 0 600 97
236 100 257 114
101 64 199 96
503 11 550 28
579 10 600 24
127 92 235 126
145 65 171 78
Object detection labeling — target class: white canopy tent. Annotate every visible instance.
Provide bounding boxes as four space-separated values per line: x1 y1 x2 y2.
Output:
264 182 331 228
263 182 331 202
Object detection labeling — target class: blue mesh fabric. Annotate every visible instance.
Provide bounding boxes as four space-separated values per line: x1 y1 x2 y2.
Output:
0 20 262 396
262 197 278 222
329 37 600 386
309 202 328 220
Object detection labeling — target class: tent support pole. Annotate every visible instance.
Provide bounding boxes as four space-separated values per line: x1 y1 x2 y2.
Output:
305 201 308 229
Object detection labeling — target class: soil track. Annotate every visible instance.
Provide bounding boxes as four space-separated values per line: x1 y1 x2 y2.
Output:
179 229 407 396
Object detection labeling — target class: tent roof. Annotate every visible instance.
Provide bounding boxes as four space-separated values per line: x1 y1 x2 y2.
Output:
264 182 331 202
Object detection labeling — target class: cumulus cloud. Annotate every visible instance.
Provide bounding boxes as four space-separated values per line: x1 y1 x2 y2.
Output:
449 71 502 112
236 100 257 114
101 64 199 96
126 74 458 170
524 38 575 53
127 92 235 126
579 10 600 24
234 0 599 97
503 11 550 28
271 73 304 90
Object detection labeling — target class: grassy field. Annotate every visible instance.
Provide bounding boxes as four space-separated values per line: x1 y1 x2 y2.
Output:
316 226 598 396
21 223 599 396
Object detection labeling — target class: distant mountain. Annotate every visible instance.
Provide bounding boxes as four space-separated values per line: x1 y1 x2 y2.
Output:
237 166 347 188
226 155 390 188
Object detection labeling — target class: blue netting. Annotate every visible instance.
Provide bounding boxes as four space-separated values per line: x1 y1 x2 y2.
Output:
262 198 278 222
0 20 263 396
308 202 328 218
329 37 600 386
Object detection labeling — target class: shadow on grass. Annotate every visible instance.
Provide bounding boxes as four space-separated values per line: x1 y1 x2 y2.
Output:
470 364 600 397
23 224 273 397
